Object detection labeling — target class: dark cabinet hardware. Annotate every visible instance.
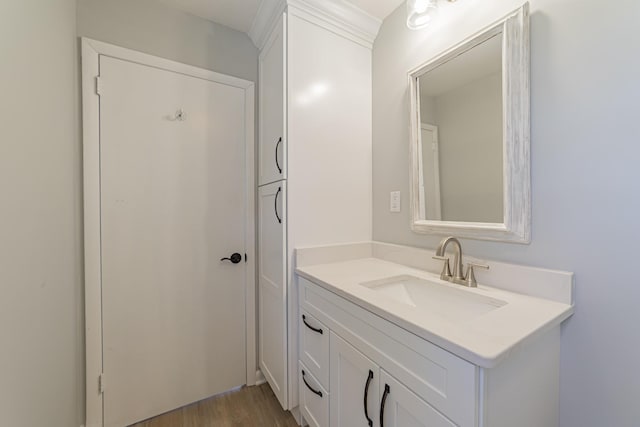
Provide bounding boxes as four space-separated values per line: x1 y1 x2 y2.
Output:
275 137 282 174
220 253 242 264
301 370 323 397
302 315 323 334
380 383 390 427
364 370 374 426
274 187 282 224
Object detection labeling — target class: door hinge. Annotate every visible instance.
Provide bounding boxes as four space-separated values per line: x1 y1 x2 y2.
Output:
95 76 103 96
99 373 105 394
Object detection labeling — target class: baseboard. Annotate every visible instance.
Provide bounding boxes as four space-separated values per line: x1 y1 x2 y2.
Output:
291 406 304 426
255 369 266 385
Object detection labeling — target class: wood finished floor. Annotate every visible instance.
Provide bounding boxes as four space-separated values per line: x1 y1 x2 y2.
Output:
130 383 298 427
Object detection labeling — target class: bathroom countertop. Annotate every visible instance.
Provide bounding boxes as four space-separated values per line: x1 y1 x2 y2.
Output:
296 257 574 368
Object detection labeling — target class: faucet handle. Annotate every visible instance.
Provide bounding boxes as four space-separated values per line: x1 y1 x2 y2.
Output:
465 262 489 288
432 256 452 281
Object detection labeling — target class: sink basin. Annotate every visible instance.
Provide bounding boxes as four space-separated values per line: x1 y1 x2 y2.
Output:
359 275 507 322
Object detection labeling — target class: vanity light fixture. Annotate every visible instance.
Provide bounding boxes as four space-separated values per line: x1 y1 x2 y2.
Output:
406 0 457 30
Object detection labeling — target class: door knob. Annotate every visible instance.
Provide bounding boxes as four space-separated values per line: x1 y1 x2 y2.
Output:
220 253 243 264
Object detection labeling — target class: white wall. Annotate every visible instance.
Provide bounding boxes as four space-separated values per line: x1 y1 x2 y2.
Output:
0 1 82 426
432 72 503 222
373 0 640 425
0 2 259 426
420 93 437 123
77 0 258 82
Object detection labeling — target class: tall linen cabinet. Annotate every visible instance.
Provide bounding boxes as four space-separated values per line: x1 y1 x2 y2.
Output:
254 0 378 414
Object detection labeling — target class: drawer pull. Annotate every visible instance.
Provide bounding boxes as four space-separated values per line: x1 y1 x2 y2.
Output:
363 370 374 426
302 314 323 334
302 370 323 397
380 383 390 427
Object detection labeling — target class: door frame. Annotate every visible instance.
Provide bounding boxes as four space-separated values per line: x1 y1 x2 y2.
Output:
81 38 256 427
419 123 442 221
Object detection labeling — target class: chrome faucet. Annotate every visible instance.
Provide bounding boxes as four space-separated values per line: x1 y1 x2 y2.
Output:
432 236 488 287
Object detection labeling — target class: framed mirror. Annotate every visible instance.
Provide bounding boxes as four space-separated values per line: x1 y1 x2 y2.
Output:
409 4 530 243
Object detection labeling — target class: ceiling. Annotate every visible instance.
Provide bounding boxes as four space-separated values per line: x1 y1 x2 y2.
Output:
344 0 405 21
157 0 405 33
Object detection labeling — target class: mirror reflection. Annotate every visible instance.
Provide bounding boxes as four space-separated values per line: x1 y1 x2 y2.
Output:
417 33 503 223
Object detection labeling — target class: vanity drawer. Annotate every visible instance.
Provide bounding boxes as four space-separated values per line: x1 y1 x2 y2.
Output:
299 277 478 427
300 310 330 389
299 362 329 427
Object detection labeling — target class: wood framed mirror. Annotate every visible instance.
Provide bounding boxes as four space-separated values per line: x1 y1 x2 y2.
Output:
408 3 530 243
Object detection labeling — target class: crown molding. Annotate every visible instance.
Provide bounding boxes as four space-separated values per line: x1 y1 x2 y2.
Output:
249 0 382 50
249 0 287 49
287 0 381 49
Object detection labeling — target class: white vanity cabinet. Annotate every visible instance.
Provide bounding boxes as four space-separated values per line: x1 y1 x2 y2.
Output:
329 334 459 427
328 333 454 427
379 371 457 427
329 332 379 427
298 274 565 427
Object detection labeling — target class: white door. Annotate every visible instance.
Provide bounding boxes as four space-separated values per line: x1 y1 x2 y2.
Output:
258 13 286 185
99 55 247 427
420 123 442 220
258 181 288 408
330 333 380 427
379 370 455 427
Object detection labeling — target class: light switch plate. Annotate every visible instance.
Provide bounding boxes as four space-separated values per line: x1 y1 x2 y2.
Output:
390 191 401 212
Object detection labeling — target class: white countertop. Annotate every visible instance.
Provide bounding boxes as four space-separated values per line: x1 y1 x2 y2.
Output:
296 256 574 368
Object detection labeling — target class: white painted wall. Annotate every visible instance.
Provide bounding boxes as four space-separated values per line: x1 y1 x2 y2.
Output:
0 1 82 426
430 72 503 222
0 2 259 426
77 0 258 82
420 93 437 123
372 0 640 425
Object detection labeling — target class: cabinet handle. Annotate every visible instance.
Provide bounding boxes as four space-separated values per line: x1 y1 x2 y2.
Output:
302 315 323 334
363 370 374 426
274 186 282 224
275 137 282 174
302 370 323 398
380 384 390 427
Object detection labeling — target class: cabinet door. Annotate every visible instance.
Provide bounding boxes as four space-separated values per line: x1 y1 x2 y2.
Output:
258 12 286 185
330 333 379 427
379 370 456 427
258 181 288 408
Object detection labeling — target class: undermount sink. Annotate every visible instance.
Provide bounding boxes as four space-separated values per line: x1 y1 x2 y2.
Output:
359 275 507 322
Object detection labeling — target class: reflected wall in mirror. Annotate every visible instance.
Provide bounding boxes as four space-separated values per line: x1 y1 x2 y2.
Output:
409 3 530 243
418 33 503 223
